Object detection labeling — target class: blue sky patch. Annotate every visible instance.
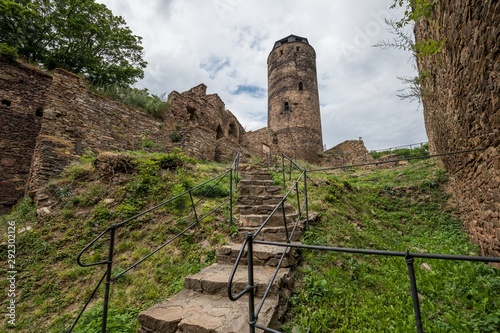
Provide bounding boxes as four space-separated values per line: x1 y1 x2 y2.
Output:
231 85 266 98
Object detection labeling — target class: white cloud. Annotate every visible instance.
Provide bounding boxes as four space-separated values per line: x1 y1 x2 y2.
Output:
97 0 428 151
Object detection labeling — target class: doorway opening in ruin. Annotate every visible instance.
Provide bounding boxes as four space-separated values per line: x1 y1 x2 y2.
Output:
187 106 197 122
214 147 222 162
228 122 238 141
216 124 224 140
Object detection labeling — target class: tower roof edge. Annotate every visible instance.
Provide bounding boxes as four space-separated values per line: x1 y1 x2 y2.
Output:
272 35 309 50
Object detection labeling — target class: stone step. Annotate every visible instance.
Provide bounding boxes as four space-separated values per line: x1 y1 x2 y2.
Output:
138 289 279 333
218 243 300 268
241 172 274 181
237 225 304 243
239 185 282 196
184 263 292 298
239 179 275 187
237 195 283 206
239 213 300 227
237 203 295 215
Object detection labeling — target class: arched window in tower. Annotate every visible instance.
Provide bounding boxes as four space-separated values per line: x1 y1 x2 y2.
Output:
283 102 290 113
298 82 303 91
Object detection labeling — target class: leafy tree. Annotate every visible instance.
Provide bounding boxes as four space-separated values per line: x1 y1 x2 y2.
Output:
0 0 147 86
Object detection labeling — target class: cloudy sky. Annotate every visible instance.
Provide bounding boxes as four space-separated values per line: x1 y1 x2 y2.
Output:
97 0 428 151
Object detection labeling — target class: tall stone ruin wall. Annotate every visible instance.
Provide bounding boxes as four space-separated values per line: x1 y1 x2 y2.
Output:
26 68 173 203
166 84 245 162
0 59 52 211
415 0 499 257
0 59 245 210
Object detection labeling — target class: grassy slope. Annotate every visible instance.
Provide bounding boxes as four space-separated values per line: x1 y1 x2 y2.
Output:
282 159 500 332
0 150 237 332
2 154 498 333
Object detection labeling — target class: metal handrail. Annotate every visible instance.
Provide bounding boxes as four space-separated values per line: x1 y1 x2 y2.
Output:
228 157 310 332
250 240 500 333
309 148 485 173
228 150 498 333
371 141 428 153
68 152 240 332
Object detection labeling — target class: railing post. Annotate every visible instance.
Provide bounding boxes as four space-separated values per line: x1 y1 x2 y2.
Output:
188 190 199 224
102 227 116 333
281 201 290 243
246 233 256 333
304 170 309 230
295 182 301 218
405 253 424 333
281 154 286 188
230 168 233 224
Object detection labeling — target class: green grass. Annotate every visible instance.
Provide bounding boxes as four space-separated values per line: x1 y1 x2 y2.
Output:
282 159 500 332
1 154 498 333
370 143 429 161
0 150 236 333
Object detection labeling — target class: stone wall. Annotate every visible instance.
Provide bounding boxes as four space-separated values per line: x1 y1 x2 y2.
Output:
415 0 499 257
166 84 245 161
0 59 246 210
27 68 171 202
322 140 374 168
0 58 52 212
242 128 278 159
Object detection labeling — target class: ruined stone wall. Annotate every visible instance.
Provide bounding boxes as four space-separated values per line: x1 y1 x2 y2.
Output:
242 128 276 158
322 140 374 168
415 0 499 257
0 59 247 209
27 68 172 201
166 84 245 161
0 58 52 212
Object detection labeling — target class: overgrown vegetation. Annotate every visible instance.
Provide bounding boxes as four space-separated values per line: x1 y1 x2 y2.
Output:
1 153 498 332
282 160 500 332
0 149 237 333
98 85 169 117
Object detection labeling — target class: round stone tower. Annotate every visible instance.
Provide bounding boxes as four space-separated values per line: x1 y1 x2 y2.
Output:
267 34 323 162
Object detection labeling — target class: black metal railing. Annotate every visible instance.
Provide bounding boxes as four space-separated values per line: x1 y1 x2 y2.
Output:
67 152 240 333
371 141 428 153
228 150 499 333
228 153 310 332
231 237 500 333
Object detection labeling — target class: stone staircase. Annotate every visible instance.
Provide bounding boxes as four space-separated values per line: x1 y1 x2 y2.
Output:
138 162 306 332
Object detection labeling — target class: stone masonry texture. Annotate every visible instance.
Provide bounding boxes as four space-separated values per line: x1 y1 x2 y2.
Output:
0 58 244 210
415 0 499 257
267 35 323 162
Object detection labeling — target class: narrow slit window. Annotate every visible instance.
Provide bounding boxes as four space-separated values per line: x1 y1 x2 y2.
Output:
284 102 290 112
298 82 303 91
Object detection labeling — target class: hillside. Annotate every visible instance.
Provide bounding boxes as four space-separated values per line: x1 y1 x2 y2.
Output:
1 152 499 332
0 149 238 332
